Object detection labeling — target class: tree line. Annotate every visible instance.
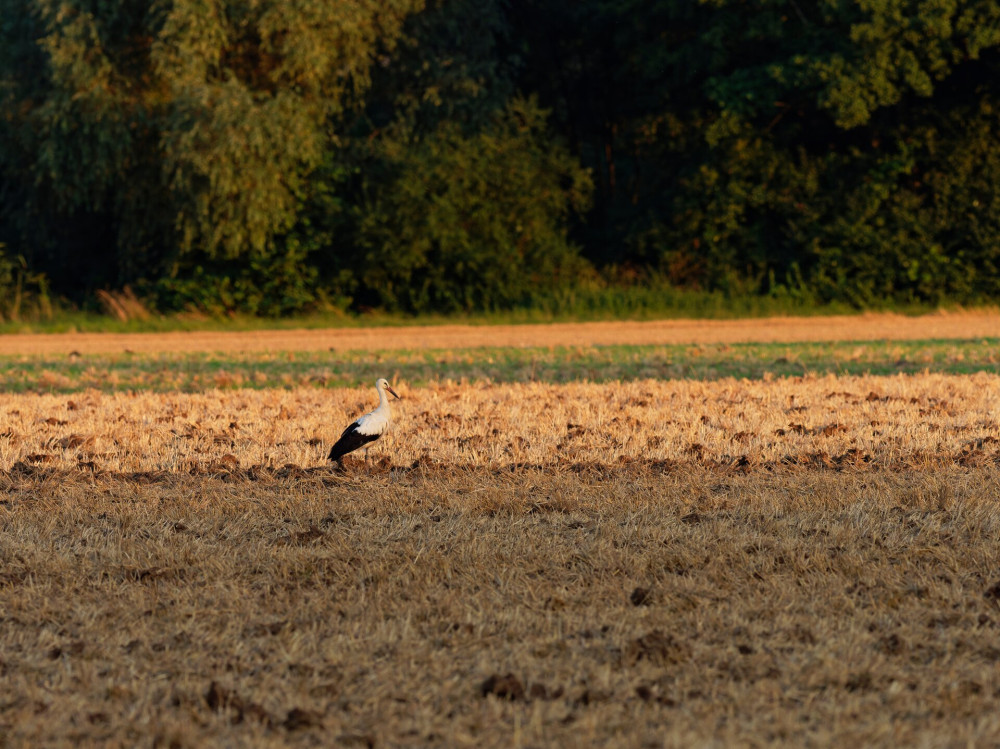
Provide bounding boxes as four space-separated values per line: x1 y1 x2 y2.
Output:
2 0 999 317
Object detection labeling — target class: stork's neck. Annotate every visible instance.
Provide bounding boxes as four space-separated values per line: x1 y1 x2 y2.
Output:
376 383 390 410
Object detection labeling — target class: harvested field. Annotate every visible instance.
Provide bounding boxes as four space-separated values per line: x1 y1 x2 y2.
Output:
4 467 1000 747
1 309 999 355
1 375 998 473
4 333 1000 746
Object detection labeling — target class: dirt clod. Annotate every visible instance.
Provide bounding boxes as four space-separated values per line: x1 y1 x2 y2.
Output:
878 633 905 655
624 630 690 667
282 708 322 731
480 673 525 701
529 682 562 700
630 587 652 606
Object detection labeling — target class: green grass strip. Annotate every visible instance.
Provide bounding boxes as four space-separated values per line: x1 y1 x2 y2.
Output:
0 338 997 394
0 296 974 335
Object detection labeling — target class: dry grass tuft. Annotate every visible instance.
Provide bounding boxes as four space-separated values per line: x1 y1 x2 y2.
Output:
95 286 151 323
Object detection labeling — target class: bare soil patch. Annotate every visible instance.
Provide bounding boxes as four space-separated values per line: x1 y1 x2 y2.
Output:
2 310 998 355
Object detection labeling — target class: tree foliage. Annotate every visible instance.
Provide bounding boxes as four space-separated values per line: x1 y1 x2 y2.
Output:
3 0 1000 315
515 0 1000 303
352 97 592 312
0 0 421 292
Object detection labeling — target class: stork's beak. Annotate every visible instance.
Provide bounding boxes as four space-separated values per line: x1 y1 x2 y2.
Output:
386 385 400 399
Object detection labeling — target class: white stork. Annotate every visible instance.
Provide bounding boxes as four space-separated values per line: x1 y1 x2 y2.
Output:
328 378 400 464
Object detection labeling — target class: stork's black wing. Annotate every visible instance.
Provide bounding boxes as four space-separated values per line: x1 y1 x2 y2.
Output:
328 422 381 462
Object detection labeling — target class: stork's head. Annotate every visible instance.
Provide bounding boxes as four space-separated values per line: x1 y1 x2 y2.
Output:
377 377 400 399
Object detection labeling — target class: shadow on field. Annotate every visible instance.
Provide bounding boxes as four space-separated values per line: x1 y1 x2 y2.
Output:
2 442 1000 491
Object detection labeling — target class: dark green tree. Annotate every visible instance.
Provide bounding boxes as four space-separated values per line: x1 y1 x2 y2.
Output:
0 0 422 304
5 0 1000 315
288 0 593 314
512 0 1000 303
351 97 592 312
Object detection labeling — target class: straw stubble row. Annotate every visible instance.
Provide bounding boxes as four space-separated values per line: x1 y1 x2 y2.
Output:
1 373 998 475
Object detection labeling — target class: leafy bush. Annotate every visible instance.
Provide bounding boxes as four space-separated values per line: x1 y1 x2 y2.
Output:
152 240 330 317
350 97 593 313
0 246 52 322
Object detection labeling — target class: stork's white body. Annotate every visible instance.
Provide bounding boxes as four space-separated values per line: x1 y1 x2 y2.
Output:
354 387 393 437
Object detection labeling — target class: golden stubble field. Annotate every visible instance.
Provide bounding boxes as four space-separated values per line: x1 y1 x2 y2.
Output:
2 373 1000 473
4 373 1000 746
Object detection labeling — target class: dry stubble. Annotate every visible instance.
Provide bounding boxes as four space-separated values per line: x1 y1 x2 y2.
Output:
4 374 1000 746
3 467 1000 747
1 309 999 356
1 374 999 473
